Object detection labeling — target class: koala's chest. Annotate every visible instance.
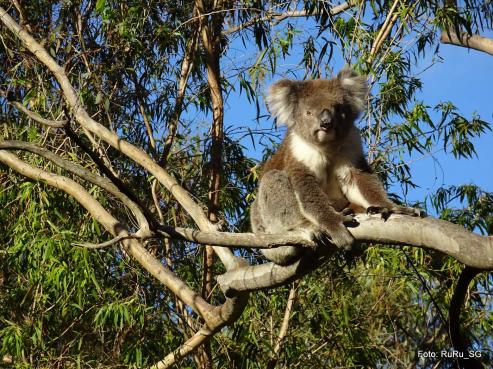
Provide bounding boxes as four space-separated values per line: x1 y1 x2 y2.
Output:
317 168 349 211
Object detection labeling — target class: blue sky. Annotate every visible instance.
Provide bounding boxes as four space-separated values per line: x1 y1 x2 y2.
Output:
410 43 493 198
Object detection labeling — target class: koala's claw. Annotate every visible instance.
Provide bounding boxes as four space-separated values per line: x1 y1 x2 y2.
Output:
366 206 391 220
342 214 359 228
341 207 355 216
323 226 354 251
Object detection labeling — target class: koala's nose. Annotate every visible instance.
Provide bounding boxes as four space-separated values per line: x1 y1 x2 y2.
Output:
319 109 333 126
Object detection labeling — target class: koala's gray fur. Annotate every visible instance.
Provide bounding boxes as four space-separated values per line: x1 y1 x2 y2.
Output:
251 68 422 265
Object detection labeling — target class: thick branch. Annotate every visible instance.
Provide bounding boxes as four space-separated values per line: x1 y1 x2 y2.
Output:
196 0 226 309
218 214 493 295
440 31 493 56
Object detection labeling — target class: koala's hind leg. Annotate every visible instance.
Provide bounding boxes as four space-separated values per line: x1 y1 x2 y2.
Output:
252 169 310 265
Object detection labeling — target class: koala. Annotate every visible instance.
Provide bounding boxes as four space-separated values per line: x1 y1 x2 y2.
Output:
250 68 423 265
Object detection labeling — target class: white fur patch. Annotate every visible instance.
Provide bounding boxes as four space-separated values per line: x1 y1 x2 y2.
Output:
290 133 329 184
341 77 357 87
336 165 371 208
265 86 294 126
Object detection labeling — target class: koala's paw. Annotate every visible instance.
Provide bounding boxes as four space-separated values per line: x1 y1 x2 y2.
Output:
367 205 426 220
318 220 355 251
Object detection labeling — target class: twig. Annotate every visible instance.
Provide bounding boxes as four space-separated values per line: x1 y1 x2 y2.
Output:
9 101 67 127
367 0 400 63
74 234 140 249
223 1 356 35
266 282 298 369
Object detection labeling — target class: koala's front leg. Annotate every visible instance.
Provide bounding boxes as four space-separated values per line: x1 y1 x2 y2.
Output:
339 166 425 219
290 171 355 251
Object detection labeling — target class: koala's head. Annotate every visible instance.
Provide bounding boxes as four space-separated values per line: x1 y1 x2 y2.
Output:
266 68 368 145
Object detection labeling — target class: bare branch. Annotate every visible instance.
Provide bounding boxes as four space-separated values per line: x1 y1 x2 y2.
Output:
223 1 356 35
160 21 200 166
440 31 493 56
158 226 313 249
133 72 157 153
74 234 139 249
149 328 212 369
448 267 484 369
367 0 400 63
9 101 67 127
266 282 298 369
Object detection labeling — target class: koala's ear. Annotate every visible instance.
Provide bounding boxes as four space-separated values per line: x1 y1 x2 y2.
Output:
265 79 298 127
337 67 368 112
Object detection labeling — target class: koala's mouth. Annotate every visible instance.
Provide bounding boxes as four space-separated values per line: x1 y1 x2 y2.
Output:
315 125 336 141
317 123 335 133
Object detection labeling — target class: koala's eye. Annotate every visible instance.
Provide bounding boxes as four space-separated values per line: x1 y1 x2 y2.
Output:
306 110 312 116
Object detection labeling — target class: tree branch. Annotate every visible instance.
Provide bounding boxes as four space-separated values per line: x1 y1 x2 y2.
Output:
222 1 356 35
9 101 67 127
266 282 298 369
218 214 493 295
149 328 212 369
157 226 313 249
160 19 200 166
440 31 493 56
448 267 484 369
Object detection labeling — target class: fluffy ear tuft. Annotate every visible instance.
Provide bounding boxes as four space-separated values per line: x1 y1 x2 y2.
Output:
337 67 368 112
265 80 298 126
